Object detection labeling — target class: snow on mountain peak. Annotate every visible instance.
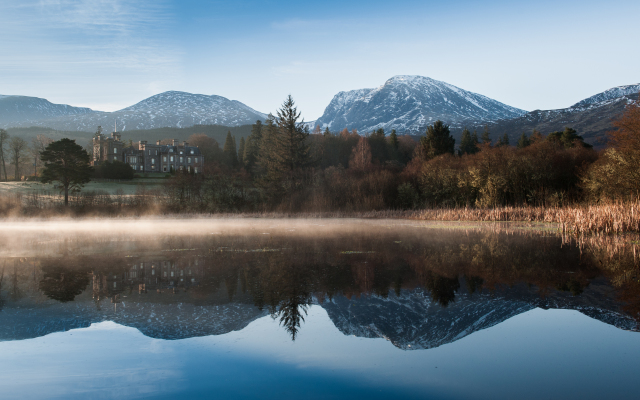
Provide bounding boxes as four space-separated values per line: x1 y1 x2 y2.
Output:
571 84 640 109
315 75 526 133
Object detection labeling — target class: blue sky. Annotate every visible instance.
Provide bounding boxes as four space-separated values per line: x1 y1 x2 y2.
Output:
0 0 638 120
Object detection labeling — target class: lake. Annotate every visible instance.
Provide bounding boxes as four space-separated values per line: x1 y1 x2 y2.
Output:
0 219 639 399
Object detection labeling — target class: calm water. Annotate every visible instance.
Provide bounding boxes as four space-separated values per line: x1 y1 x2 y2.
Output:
0 219 639 400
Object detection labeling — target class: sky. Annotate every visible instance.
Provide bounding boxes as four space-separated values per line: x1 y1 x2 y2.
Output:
0 0 638 121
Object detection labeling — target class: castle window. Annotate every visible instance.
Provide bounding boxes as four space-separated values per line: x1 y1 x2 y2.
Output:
187 157 191 163
163 156 167 162
180 156 183 163
114 148 117 154
190 150 194 155
194 157 198 163
194 167 198 173
151 159 155 164
170 156 174 162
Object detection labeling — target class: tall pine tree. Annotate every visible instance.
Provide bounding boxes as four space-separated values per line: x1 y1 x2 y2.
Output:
517 132 531 149
238 137 246 168
272 95 310 173
244 120 263 171
223 131 238 168
420 120 455 160
481 125 491 145
459 128 479 155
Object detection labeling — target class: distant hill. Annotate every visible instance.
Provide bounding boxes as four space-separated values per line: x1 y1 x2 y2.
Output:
0 95 93 127
315 75 526 133
462 91 639 148
0 91 266 132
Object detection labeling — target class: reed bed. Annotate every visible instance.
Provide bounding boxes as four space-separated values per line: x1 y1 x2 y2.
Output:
414 202 640 236
1 190 639 236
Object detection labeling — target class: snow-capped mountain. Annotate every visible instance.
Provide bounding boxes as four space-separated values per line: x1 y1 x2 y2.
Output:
0 95 93 127
0 91 267 131
571 83 640 108
314 76 527 133
473 85 639 147
322 280 638 350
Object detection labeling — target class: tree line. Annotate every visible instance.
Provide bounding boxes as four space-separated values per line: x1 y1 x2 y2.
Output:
3 92 639 212
162 93 639 212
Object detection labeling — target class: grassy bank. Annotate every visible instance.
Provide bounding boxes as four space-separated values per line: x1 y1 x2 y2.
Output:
0 187 638 237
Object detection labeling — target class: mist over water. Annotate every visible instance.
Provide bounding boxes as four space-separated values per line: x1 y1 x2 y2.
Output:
1 218 639 399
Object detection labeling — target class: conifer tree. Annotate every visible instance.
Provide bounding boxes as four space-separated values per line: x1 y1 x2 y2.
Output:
420 120 455 160
238 137 246 168
388 129 399 150
481 125 491 145
497 133 509 147
517 132 531 149
459 128 478 155
323 127 331 137
244 120 263 171
272 95 310 173
223 131 238 168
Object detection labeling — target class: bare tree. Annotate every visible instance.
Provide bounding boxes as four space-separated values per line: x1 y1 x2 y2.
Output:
9 137 27 180
30 135 53 177
0 129 8 181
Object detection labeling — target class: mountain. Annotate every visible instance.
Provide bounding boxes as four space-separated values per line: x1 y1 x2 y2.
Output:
323 279 639 350
0 91 267 131
314 75 526 133
471 85 640 147
572 84 640 108
0 95 93 127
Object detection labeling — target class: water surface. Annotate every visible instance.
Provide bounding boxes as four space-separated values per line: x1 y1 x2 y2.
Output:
0 219 638 399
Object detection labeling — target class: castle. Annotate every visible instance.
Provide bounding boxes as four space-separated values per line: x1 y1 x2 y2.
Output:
92 127 203 174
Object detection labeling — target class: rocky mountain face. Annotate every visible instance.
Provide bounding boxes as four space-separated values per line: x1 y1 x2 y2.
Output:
314 75 526 133
322 279 638 350
472 90 639 147
0 95 93 127
0 91 267 131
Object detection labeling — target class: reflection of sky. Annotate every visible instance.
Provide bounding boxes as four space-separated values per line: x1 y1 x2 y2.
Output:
1 307 639 399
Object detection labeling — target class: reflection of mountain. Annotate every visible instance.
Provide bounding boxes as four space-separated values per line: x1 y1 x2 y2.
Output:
322 278 638 350
0 291 267 342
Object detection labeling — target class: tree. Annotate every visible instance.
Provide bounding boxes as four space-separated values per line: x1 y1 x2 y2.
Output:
517 132 531 149
481 125 491 145
238 137 246 168
0 129 8 180
40 138 93 206
547 127 592 148
30 135 53 177
496 133 510 147
187 133 222 166
459 128 479 155
349 136 372 171
9 137 27 180
223 131 238 168
420 120 455 160
243 120 264 171
272 95 310 172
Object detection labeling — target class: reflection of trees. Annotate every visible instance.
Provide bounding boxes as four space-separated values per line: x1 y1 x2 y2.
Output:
38 261 90 302
5 226 640 338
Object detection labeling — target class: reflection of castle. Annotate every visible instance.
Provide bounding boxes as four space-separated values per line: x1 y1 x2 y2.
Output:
92 127 203 174
94 257 204 298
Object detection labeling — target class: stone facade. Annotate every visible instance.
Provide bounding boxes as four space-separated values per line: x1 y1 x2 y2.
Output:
93 132 204 174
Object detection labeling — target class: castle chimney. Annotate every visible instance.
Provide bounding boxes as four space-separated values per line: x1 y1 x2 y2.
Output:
173 139 178 146
183 141 188 147
156 140 161 145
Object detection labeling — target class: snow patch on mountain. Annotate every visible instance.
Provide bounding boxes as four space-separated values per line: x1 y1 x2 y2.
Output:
315 75 527 134
571 84 640 108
